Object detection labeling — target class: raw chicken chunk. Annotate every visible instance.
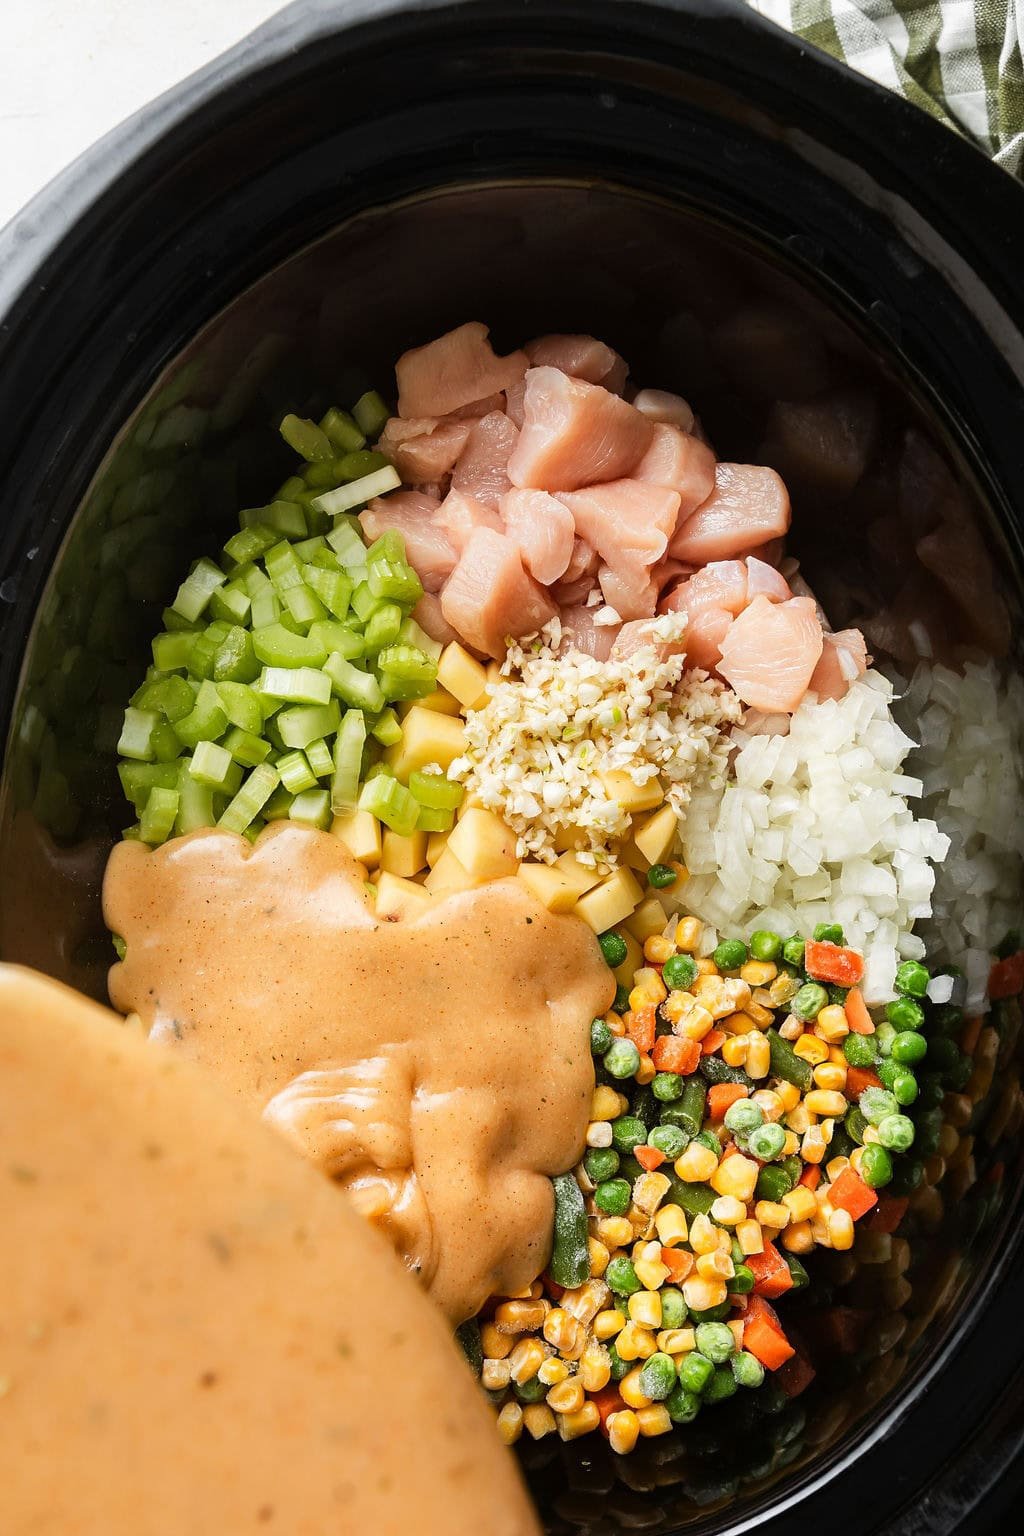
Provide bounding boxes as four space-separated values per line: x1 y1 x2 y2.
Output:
508 368 654 492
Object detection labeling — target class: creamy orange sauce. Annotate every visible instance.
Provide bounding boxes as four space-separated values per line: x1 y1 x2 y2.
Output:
104 823 613 1323
0 964 541 1536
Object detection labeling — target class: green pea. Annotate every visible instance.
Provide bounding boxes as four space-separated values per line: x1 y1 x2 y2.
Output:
677 1351 715 1394
704 1365 739 1403
660 1287 687 1329
607 1341 629 1381
590 1017 613 1055
666 1383 702 1423
724 1099 764 1136
782 936 806 968
694 1321 736 1364
613 983 631 1014
891 1030 928 1065
813 922 845 944
594 1178 632 1216
514 1375 548 1403
695 1129 723 1156
892 1070 919 1106
860 1087 899 1125
732 1351 765 1389
584 1147 620 1183
713 938 748 971
886 997 925 1031
611 1116 647 1154
662 953 698 990
653 1071 684 1103
639 1352 678 1400
877 1113 915 1152
604 1038 641 1079
845 1106 868 1144
750 929 783 962
649 1124 688 1159
605 1256 642 1295
747 1122 787 1161
843 1033 878 1067
895 960 930 998
599 931 628 968
792 983 828 1021
647 863 677 889
859 1143 894 1188
874 1021 897 1057
690 1300 732 1324
730 1264 755 1294
756 1165 794 1203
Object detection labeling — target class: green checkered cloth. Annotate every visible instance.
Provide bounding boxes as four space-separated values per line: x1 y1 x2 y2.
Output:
747 0 1024 175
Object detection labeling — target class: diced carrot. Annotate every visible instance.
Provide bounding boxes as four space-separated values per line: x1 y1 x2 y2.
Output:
635 1144 666 1172
743 1295 795 1370
651 1035 701 1074
960 1014 983 1055
828 1166 878 1221
845 1065 883 1097
543 1275 565 1301
591 1384 625 1431
866 1195 908 1234
661 1246 694 1281
775 1348 816 1398
799 1164 821 1190
804 940 864 987
707 1083 749 1119
989 951 1024 1000
744 1240 794 1299
625 1004 656 1053
701 1028 726 1056
844 987 875 1035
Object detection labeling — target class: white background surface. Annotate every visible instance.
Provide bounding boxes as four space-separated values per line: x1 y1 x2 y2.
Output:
0 0 287 230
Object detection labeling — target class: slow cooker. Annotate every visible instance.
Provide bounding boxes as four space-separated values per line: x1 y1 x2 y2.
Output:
1 2 1021 1530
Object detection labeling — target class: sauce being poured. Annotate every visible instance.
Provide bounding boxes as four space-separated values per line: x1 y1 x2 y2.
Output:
104 823 613 1322
0 964 540 1536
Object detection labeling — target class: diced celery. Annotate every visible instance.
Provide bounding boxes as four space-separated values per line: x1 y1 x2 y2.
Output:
378 671 437 703
311 465 401 517
162 606 201 633
188 620 233 680
188 740 239 791
150 721 184 762
370 708 402 747
336 449 391 481
250 589 280 628
262 785 295 821
152 631 197 672
223 524 278 565
218 762 280 835
139 786 180 845
252 623 328 669
118 707 160 762
326 517 368 568
276 474 308 502
309 546 342 573
350 582 384 624
281 583 328 628
368 556 423 607
293 535 328 561
258 665 332 706
288 788 332 829
366 530 406 566
320 406 366 453
209 582 252 626
277 701 341 750
398 617 443 663
265 541 306 592
308 620 364 660
279 413 334 462
213 626 259 684
331 709 366 812
323 653 384 713
304 458 349 491
175 764 216 834
376 644 437 686
278 750 318 793
416 805 454 833
364 603 404 652
118 760 179 811
173 680 228 749
306 738 335 778
224 727 272 767
171 557 227 623
409 769 464 811
304 564 352 619
241 563 272 597
357 772 420 836
352 390 391 439
216 681 264 734
134 673 195 724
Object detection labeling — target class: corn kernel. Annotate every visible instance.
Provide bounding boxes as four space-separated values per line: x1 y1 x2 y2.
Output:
616 1321 657 1362
630 968 668 1010
635 1054 656 1085
814 1062 848 1092
740 959 777 986
710 1153 759 1202
523 1403 557 1440
497 1400 523 1445
736 1218 764 1255
802 1125 828 1164
596 1216 635 1249
633 1172 672 1217
810 1216 832 1248
746 1032 771 1079
710 1194 747 1226
675 1143 720 1182
682 1274 728 1311
547 1377 585 1415
644 934 676 965
794 1034 829 1065
696 1249 734 1281
744 999 775 1029
669 995 715 1040
628 1290 663 1329
782 1186 817 1221
591 1085 622 1121
776 1080 801 1112
495 1298 548 1334
781 1219 814 1254
586 1120 614 1149
675 916 703 951
654 1204 689 1246
619 1366 653 1410
509 1337 548 1383
579 1343 612 1393
828 1209 855 1250
687 1212 716 1254
593 1307 626 1341
657 1327 696 1355
815 1004 850 1043
557 1400 601 1441
826 1155 851 1182
562 1278 612 1326
779 1013 803 1040
588 1238 610 1278
637 1404 673 1438
754 1200 791 1229
543 1308 585 1358
607 1409 640 1456
719 1009 752 1036
781 1131 801 1156
722 1034 750 1067
482 1358 512 1391
751 1088 785 1121
786 1103 812 1135
538 1356 570 1386
634 1256 670 1295
480 1322 514 1359
769 971 801 1006
805 1089 848 1118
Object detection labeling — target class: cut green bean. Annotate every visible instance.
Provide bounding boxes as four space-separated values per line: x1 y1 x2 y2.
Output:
767 1029 814 1091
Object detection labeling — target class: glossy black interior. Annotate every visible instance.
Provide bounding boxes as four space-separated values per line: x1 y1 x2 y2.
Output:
0 2 1022 1531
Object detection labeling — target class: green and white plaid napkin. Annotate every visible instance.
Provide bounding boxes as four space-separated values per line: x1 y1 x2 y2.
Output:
746 0 1024 175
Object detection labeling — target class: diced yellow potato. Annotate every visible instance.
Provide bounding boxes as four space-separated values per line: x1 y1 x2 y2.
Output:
384 705 466 780
486 662 502 687
381 828 428 879
600 771 663 815
517 862 579 913
553 823 589 853
437 642 489 710
447 808 519 881
426 830 449 867
330 807 381 869
553 852 603 900
613 931 643 987
457 791 488 818
574 866 644 933
620 837 649 873
375 871 434 920
633 804 679 868
423 846 479 895
398 687 461 717
625 895 669 944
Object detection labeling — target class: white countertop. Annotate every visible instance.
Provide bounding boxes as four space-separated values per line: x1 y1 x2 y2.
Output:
0 0 286 230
